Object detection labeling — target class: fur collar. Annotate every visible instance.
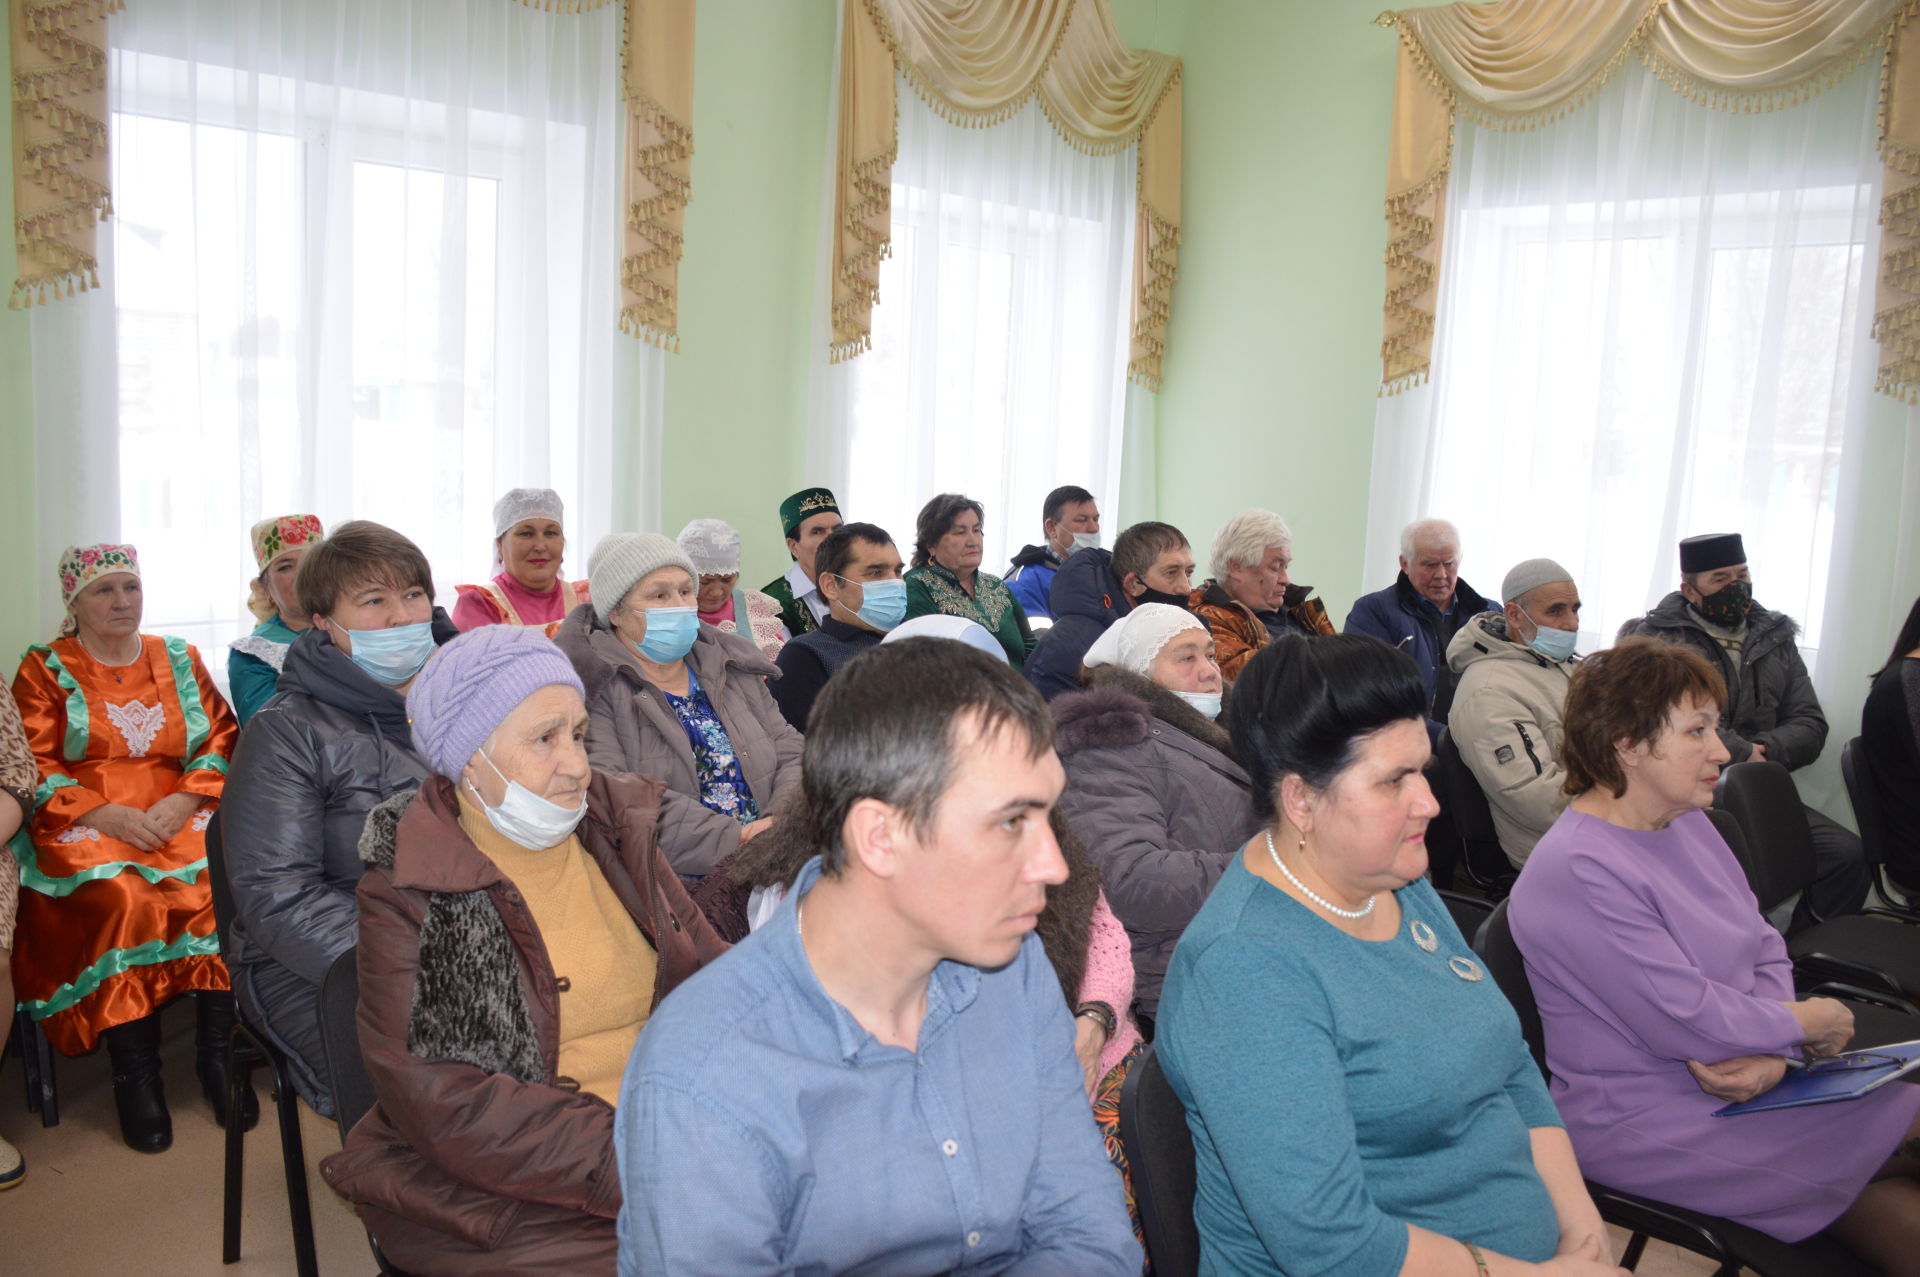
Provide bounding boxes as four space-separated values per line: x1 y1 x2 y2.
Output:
356 788 544 1085
1052 665 1235 759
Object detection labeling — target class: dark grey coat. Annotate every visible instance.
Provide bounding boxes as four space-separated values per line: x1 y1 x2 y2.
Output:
1052 667 1259 1016
553 604 803 875
1618 593 1828 770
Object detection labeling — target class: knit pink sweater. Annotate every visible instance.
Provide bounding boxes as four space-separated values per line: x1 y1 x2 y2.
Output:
1079 890 1142 1080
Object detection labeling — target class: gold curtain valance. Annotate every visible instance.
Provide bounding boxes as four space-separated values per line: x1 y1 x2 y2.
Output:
1379 0 1920 400
621 0 694 348
9 0 120 310
833 0 1183 391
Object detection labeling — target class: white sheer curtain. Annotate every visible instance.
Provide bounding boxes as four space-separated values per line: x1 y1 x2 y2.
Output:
1363 64 1920 817
1365 67 1880 662
814 75 1136 575
27 0 661 663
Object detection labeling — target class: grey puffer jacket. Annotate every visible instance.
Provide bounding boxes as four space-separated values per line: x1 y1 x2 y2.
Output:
1051 666 1258 1016
553 604 803 875
1446 611 1576 869
223 618 453 994
1618 592 1828 770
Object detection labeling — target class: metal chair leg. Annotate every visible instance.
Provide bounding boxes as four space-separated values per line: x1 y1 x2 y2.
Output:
1620 1232 1648 1270
269 1051 318 1277
24 1013 57 1127
222 1030 249 1264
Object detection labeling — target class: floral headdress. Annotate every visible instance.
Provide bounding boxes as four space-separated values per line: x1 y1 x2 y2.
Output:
57 543 140 637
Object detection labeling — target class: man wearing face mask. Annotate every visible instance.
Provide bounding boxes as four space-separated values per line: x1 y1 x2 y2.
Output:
1446 558 1584 870
771 523 906 731
1005 485 1101 622
221 520 459 1116
1619 532 1869 925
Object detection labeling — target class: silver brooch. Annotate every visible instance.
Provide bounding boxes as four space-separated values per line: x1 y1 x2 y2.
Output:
1410 920 1438 953
1449 956 1485 983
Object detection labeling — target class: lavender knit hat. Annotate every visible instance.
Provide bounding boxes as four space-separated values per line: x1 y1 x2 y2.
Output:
407 625 586 781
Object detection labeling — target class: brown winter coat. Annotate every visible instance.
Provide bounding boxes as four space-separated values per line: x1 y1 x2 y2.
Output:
1188 579 1336 682
553 603 804 874
319 772 727 1275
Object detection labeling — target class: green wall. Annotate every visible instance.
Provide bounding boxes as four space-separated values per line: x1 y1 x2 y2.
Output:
1152 0 1397 624
1 14 40 663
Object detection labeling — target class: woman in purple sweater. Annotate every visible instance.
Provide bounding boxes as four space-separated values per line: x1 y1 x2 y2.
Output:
1511 638 1920 1270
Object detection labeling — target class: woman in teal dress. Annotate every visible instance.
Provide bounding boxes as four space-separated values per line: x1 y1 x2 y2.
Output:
1158 634 1621 1277
226 514 324 724
902 493 1035 670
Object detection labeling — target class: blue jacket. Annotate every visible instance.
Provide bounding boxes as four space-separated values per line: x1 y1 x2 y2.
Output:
1344 572 1494 731
1025 548 1132 700
1005 544 1060 619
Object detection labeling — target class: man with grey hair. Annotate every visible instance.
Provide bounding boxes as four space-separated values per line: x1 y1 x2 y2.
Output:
1446 558 1583 869
1188 509 1335 682
1345 517 1493 739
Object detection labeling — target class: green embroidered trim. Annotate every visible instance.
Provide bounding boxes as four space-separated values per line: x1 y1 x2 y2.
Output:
913 564 1013 632
19 928 222 1019
183 754 229 776
164 635 211 766
11 831 208 898
32 775 79 812
28 644 88 762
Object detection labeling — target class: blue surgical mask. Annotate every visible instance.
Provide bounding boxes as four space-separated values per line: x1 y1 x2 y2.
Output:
1069 532 1102 555
849 578 907 631
467 750 586 850
633 606 699 663
1175 689 1223 719
1521 610 1578 663
341 620 436 686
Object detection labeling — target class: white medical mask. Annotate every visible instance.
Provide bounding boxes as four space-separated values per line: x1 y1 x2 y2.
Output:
1175 690 1223 719
1068 532 1102 555
465 749 586 850
1520 609 1579 663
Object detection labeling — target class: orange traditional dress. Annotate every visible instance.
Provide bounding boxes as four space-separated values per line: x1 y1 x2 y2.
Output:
450 573 591 639
9 635 239 1055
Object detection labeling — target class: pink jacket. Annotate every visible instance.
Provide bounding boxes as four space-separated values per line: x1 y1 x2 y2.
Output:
1080 890 1142 1080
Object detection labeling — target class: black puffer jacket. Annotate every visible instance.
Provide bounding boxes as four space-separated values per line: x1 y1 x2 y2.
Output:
1051 666 1258 1015
223 615 454 996
1025 548 1133 700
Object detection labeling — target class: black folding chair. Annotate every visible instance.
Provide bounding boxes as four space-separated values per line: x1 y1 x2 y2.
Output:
1433 728 1518 898
1716 761 1920 1007
1841 737 1920 919
1116 1046 1199 1277
1476 899 1876 1276
8 1007 58 1127
1437 888 1494 950
318 948 410 1276
204 811 318 1277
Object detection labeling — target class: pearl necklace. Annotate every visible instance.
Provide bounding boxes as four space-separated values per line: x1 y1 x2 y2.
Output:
1266 830 1376 920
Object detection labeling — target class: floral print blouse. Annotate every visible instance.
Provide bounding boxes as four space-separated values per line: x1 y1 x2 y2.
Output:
662 669 761 826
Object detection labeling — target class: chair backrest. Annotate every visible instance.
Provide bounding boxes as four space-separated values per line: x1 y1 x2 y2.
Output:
1117 1046 1201 1277
204 808 236 963
1434 727 1516 893
1472 898 1548 1079
1841 737 1892 870
318 948 376 1144
1436 889 1494 950
1714 761 1817 912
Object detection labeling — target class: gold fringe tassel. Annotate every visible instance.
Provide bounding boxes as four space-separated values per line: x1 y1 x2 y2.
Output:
10 0 119 309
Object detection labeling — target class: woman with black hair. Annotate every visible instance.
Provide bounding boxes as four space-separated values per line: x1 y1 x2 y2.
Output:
1864 596 1920 893
902 493 1036 669
1156 634 1621 1277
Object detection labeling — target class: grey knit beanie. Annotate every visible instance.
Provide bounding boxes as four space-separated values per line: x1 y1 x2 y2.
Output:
588 533 699 623
407 625 586 782
1501 557 1574 604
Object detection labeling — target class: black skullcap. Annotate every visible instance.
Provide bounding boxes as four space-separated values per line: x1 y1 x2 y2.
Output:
1679 532 1745 574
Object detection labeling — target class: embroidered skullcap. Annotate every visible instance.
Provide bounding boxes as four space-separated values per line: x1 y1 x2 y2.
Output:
677 519 742 576
57 543 140 636
1500 558 1574 604
247 515 325 622
493 488 566 540
779 488 840 539
587 533 698 624
880 614 1007 663
407 625 585 782
1082 603 1206 678
1678 532 1746 575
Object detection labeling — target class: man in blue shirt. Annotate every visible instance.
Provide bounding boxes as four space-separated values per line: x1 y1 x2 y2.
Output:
616 640 1141 1276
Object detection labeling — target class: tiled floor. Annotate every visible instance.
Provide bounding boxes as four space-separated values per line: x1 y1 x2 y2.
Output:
1 1010 1731 1276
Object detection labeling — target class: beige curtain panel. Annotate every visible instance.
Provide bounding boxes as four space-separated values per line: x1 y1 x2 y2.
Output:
1378 0 1920 400
9 0 120 310
833 0 1183 390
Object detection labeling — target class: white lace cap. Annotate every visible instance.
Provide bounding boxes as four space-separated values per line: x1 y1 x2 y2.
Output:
1082 603 1205 677
677 519 742 576
882 614 1007 663
493 488 565 539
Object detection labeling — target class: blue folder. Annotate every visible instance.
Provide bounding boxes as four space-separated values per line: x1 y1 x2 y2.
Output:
1713 1038 1920 1116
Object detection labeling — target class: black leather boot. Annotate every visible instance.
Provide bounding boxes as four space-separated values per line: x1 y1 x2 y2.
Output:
195 991 259 1131
103 1014 171 1153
